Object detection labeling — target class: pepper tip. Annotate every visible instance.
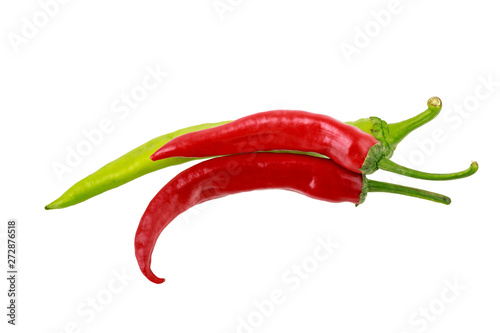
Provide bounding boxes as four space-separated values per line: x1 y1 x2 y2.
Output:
146 272 166 284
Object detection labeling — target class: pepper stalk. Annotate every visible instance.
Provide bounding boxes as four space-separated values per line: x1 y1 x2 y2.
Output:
359 176 451 205
350 97 478 180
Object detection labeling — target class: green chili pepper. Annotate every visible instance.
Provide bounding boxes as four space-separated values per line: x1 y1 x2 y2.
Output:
45 121 230 209
45 97 475 210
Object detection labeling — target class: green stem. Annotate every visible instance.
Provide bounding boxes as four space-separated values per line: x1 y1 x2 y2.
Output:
377 158 478 181
385 97 442 150
366 179 451 205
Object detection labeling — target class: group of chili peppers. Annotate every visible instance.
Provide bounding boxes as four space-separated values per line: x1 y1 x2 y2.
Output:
46 97 478 284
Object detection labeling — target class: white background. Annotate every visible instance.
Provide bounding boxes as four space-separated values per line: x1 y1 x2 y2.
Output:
1 1 499 332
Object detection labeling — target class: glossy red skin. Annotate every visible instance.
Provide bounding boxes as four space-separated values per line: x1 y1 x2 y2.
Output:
135 153 363 283
151 110 379 174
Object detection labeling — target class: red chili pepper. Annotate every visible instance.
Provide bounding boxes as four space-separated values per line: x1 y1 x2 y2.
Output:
151 106 478 180
136 153 450 284
151 110 382 174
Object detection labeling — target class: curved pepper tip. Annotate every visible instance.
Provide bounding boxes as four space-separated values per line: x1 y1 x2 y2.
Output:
146 272 166 284
136 246 166 284
140 263 166 284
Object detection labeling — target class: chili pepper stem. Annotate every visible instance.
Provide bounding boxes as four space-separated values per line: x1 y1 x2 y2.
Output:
364 178 451 205
385 97 442 150
377 158 478 181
